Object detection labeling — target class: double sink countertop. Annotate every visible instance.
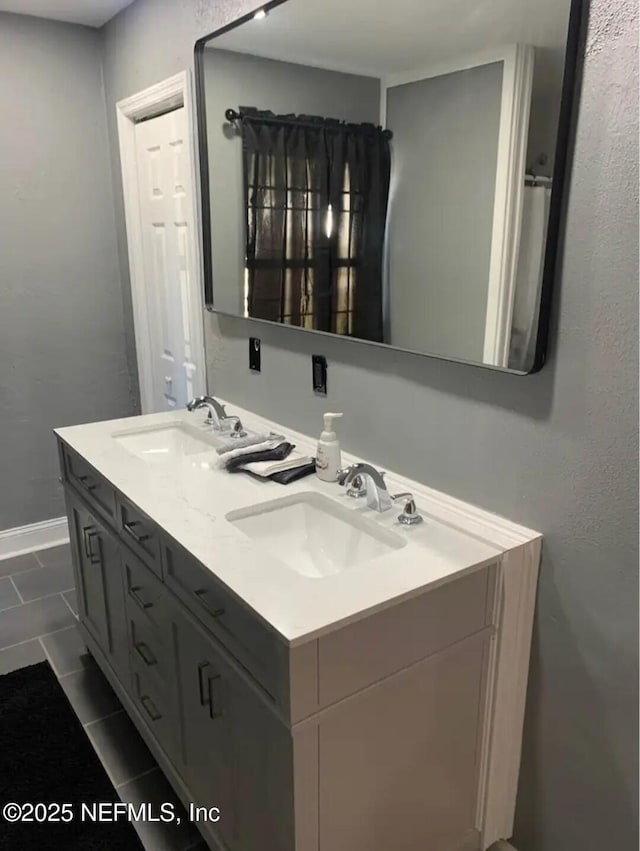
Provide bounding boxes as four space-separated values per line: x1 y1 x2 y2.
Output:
55 402 539 646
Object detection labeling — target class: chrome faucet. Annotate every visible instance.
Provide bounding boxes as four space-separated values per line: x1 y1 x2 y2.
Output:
339 463 423 525
339 463 392 512
186 396 246 436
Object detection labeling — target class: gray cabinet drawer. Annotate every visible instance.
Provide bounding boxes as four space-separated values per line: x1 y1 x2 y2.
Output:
61 442 115 522
163 538 289 709
123 550 167 631
318 565 495 705
117 496 161 577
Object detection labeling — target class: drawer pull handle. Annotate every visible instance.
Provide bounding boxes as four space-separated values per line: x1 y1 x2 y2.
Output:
78 475 97 492
197 663 222 720
82 526 100 565
197 661 211 706
207 673 222 720
194 589 225 619
123 520 150 545
134 641 157 667
140 694 162 722
86 531 100 565
129 585 153 611
82 525 94 558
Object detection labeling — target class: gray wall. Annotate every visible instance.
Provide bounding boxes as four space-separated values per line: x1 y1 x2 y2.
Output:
0 12 135 529
386 63 502 360
101 1 638 850
203 48 380 314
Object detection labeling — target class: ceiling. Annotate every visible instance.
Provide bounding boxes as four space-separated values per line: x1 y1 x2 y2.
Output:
212 0 572 79
0 0 135 27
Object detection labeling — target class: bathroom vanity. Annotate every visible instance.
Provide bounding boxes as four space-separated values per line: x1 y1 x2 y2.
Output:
55 403 541 851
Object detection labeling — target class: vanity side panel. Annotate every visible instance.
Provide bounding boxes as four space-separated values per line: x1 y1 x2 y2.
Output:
318 566 493 706
476 541 541 848
293 722 320 851
317 632 489 851
290 640 319 722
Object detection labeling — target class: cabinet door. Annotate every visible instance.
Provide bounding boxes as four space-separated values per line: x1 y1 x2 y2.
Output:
67 493 109 648
173 605 295 851
66 490 129 686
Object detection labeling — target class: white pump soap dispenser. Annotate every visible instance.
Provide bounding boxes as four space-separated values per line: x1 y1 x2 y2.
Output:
315 412 343 482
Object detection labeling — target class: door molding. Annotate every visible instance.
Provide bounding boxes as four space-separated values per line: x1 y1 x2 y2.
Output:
116 71 206 413
382 44 534 369
482 44 534 368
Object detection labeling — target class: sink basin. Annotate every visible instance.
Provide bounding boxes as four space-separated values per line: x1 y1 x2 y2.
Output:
113 422 218 464
226 492 406 579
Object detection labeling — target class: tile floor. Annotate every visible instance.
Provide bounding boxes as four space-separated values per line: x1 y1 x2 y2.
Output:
0 543 205 851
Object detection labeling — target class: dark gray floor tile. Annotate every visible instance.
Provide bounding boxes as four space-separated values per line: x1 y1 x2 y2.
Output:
35 543 72 569
118 769 202 851
0 577 21 611
0 552 40 578
12 561 75 602
0 595 75 649
87 711 156 787
41 624 90 676
0 639 46 675
63 588 79 617
58 658 122 724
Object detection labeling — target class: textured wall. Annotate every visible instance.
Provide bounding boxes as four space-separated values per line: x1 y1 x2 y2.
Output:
101 1 639 849
0 12 135 529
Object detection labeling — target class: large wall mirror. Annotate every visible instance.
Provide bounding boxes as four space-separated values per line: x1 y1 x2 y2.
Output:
195 0 583 374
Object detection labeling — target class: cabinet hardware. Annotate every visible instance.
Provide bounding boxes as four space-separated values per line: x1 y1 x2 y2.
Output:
82 525 100 564
197 661 212 706
128 585 153 611
86 531 101 565
140 694 162 722
194 589 225 618
134 641 157 667
78 474 97 492
207 673 222 720
82 525 93 558
123 520 151 545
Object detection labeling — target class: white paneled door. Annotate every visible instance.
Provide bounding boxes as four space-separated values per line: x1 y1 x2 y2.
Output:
133 106 202 411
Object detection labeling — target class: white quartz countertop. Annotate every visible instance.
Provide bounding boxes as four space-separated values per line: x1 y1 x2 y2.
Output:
55 402 539 646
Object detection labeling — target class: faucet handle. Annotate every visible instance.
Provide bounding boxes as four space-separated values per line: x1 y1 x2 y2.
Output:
346 474 367 499
337 466 355 486
391 492 423 526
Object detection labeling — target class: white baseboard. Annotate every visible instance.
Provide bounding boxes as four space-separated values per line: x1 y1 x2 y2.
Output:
0 517 70 560
489 843 517 851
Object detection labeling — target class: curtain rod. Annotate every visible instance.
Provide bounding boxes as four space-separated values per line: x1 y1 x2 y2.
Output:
224 108 393 140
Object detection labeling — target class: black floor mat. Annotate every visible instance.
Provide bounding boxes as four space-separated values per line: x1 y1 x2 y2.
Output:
0 660 144 850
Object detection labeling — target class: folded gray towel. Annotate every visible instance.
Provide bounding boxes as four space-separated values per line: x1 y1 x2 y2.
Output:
225 442 295 473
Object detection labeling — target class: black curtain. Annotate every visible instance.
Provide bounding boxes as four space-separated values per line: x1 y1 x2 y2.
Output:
239 109 391 342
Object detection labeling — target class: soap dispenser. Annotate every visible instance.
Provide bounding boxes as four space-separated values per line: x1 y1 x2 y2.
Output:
315 412 343 482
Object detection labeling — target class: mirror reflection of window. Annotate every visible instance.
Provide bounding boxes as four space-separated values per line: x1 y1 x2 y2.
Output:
237 109 391 342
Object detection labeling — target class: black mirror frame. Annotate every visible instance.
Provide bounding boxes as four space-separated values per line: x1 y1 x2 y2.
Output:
194 0 588 375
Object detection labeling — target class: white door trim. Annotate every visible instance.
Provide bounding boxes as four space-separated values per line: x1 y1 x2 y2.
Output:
482 44 534 367
382 44 534 369
116 71 206 414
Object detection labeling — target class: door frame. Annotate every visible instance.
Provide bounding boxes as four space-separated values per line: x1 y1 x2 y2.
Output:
382 44 534 368
116 71 207 413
